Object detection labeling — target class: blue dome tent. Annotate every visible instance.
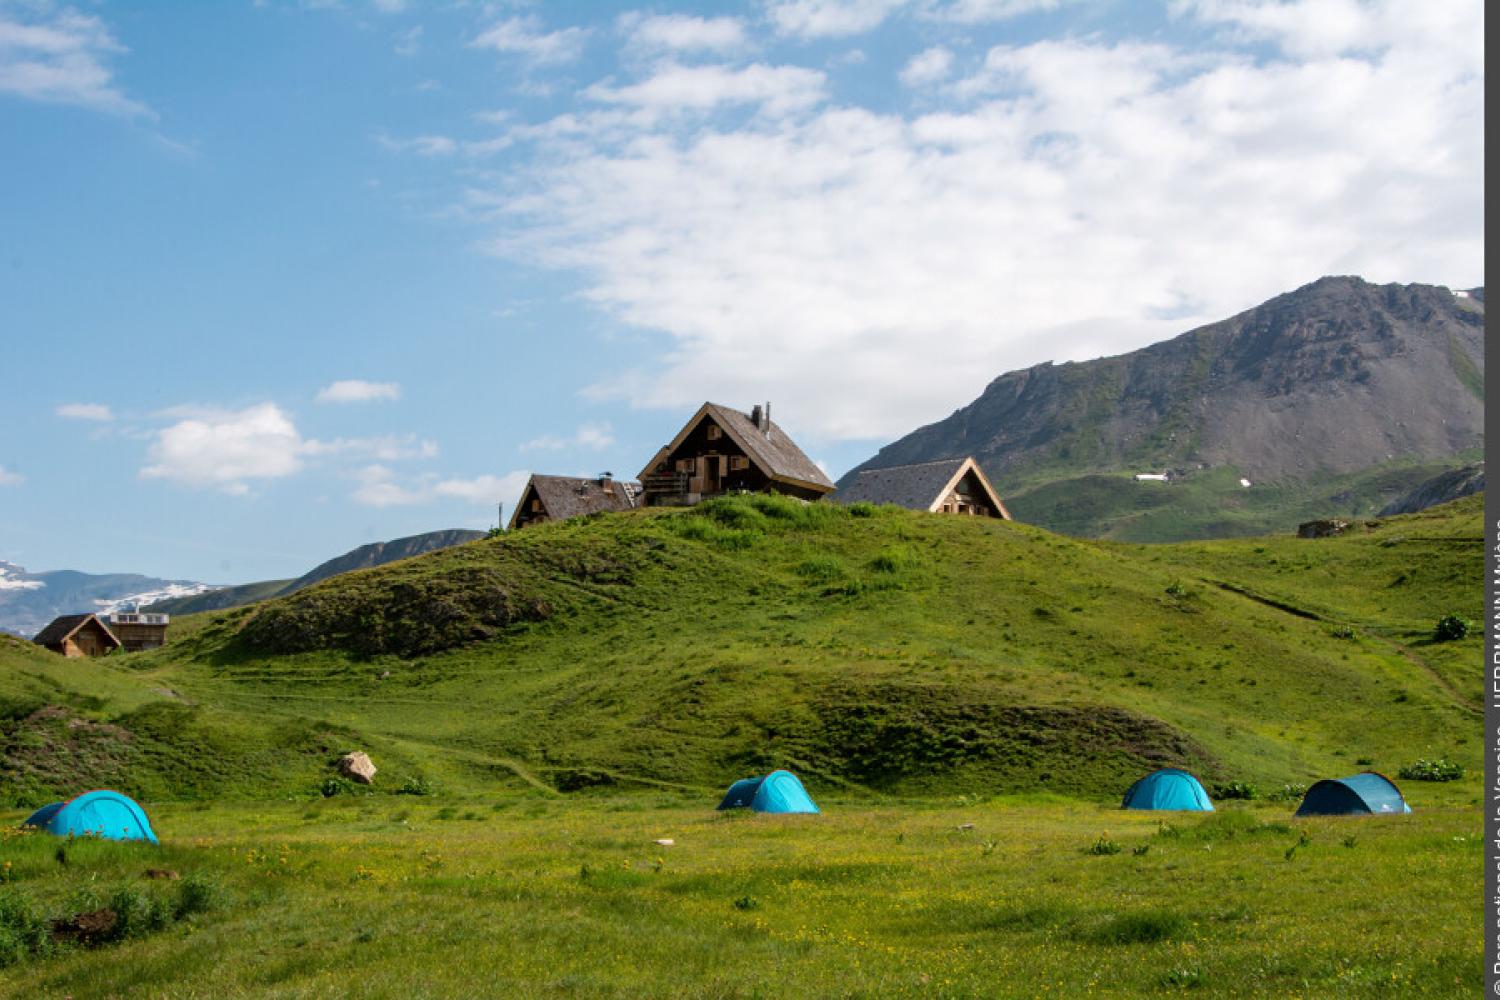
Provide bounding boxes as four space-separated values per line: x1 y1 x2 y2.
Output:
1121 768 1214 811
21 790 159 844
1294 772 1411 817
716 770 819 814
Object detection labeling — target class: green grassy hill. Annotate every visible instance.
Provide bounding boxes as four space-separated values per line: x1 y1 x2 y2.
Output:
0 494 1481 807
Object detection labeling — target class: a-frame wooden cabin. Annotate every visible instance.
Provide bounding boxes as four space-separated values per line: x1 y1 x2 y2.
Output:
638 402 835 506
833 456 1011 518
32 613 123 658
507 474 641 530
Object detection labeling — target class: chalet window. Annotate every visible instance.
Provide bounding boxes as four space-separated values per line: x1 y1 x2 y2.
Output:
706 425 722 440
677 458 695 473
942 504 952 513
531 499 542 511
729 456 749 471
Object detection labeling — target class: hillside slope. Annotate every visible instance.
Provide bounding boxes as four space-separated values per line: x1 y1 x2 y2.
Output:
147 529 485 615
2 495 1478 807
845 277 1484 540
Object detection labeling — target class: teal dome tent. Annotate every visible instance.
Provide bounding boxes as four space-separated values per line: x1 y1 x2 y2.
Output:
21 790 159 844
1294 772 1411 816
717 770 819 814
1121 768 1214 811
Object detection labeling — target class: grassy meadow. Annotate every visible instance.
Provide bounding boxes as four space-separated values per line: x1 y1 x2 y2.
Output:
0 493 1484 994
0 787 1481 998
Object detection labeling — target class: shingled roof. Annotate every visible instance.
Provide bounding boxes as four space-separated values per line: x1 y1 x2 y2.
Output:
32 613 121 649
834 456 1010 517
645 403 834 492
507 474 641 530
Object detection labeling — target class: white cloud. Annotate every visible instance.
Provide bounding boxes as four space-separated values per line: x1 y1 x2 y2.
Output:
349 467 530 510
620 13 748 54
765 0 908 38
141 403 305 495
434 471 531 505
303 434 438 461
585 63 827 116
138 402 435 495
899 45 953 87
471 16 587 66
56 402 113 421
0 4 150 117
0 464 22 486
349 464 429 507
521 422 616 452
392 24 421 57
315 379 402 403
929 0 1063 23
481 3 1482 442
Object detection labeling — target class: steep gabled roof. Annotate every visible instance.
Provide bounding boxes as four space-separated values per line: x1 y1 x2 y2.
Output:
32 613 121 649
834 456 1010 517
507 474 641 530
643 403 835 493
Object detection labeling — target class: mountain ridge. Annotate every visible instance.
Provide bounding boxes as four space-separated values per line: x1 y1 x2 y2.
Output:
844 276 1483 539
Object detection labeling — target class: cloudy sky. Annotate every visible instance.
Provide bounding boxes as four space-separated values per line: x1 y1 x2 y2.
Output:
0 0 1483 583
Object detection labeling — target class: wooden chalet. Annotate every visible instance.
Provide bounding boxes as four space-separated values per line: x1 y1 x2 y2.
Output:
32 613 122 658
833 457 1011 519
638 402 835 506
508 474 642 530
106 612 170 652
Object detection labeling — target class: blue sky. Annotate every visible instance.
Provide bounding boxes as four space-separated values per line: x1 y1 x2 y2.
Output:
0 0 1483 583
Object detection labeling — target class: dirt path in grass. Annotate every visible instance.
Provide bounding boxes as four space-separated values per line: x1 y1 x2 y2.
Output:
1206 578 1481 717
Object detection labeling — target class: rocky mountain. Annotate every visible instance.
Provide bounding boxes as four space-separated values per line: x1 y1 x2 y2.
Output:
845 277 1484 540
1378 463 1485 516
146 529 486 615
0 561 212 638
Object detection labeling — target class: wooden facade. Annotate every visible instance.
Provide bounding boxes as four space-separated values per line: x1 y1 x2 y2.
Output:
106 612 170 652
32 614 123 658
638 402 835 507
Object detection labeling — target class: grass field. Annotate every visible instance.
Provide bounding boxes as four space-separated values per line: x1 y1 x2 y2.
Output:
0 494 1483 994
0 786 1481 998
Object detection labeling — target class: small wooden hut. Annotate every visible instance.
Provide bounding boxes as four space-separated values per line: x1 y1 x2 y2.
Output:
508 474 642 530
833 457 1011 518
31 614 123 658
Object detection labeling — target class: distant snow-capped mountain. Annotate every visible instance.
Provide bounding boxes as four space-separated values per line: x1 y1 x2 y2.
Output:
0 560 216 638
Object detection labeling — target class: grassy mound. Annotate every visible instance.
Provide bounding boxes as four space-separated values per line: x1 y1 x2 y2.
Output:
0 493 1481 804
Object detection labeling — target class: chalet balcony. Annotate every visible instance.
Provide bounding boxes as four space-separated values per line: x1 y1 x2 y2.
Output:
642 471 693 505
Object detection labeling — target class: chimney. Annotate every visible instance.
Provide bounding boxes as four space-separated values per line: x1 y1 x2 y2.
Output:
750 404 762 427
599 471 614 494
763 402 771 433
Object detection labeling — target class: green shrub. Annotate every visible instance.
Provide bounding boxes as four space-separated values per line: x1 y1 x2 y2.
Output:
175 873 224 919
107 886 171 941
847 501 877 518
1433 615 1468 641
397 775 434 796
1211 781 1258 801
320 777 354 798
1398 757 1464 782
1269 782 1308 802
0 890 52 967
1085 835 1122 856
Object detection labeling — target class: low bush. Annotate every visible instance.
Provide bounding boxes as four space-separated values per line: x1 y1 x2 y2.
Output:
0 890 52 967
1211 781 1258 801
1433 615 1468 642
1398 757 1464 782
